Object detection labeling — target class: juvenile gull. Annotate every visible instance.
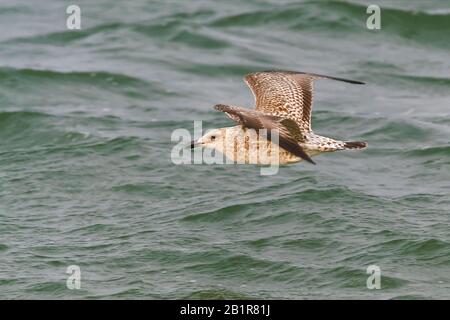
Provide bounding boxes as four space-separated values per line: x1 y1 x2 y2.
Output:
191 70 367 165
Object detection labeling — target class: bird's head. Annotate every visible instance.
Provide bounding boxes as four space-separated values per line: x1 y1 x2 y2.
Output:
190 128 226 151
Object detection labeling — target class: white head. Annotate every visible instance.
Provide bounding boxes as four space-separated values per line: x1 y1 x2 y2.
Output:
190 128 227 153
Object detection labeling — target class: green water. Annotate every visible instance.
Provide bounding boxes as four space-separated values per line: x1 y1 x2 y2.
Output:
0 0 449 299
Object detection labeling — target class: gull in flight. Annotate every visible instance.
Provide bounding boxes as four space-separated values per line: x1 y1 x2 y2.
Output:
191 71 367 165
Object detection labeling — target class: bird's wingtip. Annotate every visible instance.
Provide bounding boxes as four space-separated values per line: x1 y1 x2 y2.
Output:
351 80 366 85
254 70 366 85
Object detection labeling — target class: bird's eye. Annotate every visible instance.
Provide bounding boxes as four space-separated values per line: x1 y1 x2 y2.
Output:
211 135 216 141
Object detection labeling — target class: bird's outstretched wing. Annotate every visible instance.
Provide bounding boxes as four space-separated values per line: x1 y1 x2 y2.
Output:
244 71 364 131
214 104 315 164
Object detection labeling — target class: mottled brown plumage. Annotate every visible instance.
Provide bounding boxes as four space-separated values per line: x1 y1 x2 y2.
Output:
194 70 367 165
214 104 314 164
244 71 365 131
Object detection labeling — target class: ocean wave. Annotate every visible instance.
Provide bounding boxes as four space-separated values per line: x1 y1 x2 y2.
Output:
185 253 290 273
24 281 67 294
3 22 124 45
366 238 450 261
0 66 170 104
6 13 227 51
362 121 434 142
0 67 149 87
403 145 450 157
184 288 253 299
177 62 259 77
392 74 450 87
390 294 429 300
182 186 384 223
3 1 450 52
208 1 450 48
132 16 230 50
0 110 51 123
0 111 93 152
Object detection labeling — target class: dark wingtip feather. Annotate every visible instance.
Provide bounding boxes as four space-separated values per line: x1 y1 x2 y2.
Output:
330 77 365 85
279 138 316 164
259 70 365 85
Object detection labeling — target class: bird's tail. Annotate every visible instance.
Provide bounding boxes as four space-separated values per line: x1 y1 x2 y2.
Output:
343 141 368 150
310 134 367 152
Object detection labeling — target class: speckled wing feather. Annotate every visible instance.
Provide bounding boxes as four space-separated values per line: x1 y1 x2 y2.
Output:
214 104 315 164
244 71 364 131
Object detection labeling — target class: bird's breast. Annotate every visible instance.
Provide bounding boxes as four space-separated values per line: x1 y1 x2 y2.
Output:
222 128 301 165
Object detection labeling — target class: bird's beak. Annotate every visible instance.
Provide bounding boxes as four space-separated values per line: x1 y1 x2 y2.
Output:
190 139 202 149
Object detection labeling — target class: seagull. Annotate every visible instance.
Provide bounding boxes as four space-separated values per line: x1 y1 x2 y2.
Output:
191 70 367 165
